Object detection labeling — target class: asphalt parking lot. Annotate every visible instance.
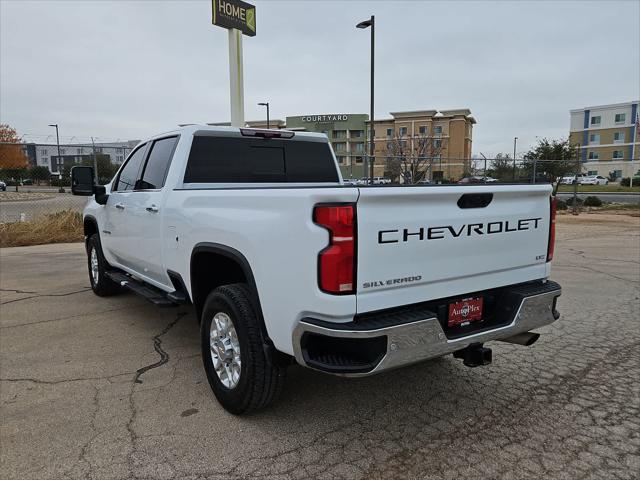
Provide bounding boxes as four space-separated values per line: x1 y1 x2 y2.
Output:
1 213 639 480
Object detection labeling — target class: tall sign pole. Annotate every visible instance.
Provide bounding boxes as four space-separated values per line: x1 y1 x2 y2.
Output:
228 28 245 127
212 0 256 127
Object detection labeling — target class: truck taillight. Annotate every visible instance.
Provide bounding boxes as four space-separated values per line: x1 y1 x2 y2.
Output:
313 204 356 294
547 196 557 262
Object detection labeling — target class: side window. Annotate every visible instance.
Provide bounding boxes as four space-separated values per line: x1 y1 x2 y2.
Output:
114 145 146 191
138 136 179 189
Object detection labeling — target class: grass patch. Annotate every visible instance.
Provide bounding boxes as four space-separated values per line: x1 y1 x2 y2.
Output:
557 184 640 193
0 210 84 248
597 203 640 213
0 191 55 202
558 203 640 217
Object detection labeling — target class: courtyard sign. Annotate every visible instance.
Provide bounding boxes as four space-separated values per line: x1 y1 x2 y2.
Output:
302 115 349 123
212 0 256 37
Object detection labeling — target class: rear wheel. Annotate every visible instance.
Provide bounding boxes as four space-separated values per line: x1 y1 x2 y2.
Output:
86 234 120 296
200 284 286 414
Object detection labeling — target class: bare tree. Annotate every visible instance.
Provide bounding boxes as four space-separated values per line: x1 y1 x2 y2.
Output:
384 131 445 184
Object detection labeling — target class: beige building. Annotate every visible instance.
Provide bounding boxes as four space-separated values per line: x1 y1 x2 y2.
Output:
366 109 475 181
569 101 639 179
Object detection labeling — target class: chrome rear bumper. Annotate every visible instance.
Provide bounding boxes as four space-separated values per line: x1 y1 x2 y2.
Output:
292 281 561 377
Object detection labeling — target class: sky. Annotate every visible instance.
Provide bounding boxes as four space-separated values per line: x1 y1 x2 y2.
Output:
1 0 639 156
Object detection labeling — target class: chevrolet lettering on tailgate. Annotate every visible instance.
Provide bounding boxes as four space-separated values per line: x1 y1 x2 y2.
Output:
378 218 542 244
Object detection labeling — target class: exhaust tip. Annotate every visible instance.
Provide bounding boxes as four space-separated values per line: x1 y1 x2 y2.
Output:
498 332 540 346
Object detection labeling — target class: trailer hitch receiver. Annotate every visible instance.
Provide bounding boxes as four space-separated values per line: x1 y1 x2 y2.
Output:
453 343 492 368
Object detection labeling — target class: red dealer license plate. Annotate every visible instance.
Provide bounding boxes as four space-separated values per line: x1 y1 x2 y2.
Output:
448 297 484 327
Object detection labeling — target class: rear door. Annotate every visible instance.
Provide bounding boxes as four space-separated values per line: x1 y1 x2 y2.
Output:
355 184 552 313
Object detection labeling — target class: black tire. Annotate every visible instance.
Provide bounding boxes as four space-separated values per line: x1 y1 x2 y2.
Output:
86 234 120 296
200 283 286 414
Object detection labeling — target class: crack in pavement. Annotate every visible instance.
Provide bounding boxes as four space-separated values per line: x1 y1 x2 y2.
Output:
124 311 188 479
133 312 187 384
0 288 39 294
0 304 147 330
0 372 138 385
567 248 640 265
0 287 92 305
554 262 640 284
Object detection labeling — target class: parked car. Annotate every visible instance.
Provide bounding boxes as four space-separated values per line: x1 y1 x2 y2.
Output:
0 180 6 191
22 179 33 186
457 176 484 184
560 174 584 185
342 178 358 186
71 125 561 414
579 175 608 186
373 177 391 185
516 173 552 184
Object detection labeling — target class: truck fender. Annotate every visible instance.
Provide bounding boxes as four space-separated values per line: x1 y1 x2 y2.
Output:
190 243 277 360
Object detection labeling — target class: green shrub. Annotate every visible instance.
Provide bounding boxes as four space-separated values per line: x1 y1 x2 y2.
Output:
584 196 602 207
565 197 583 206
556 199 568 210
620 177 631 187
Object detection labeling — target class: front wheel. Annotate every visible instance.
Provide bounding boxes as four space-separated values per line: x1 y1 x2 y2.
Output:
86 234 120 296
200 284 286 414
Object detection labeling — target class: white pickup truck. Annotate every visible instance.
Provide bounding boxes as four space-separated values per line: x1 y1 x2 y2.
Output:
71 125 561 414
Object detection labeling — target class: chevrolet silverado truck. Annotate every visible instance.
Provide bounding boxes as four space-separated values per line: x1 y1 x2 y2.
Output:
71 125 561 414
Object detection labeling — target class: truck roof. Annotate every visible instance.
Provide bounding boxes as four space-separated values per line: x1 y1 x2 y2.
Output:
162 124 328 142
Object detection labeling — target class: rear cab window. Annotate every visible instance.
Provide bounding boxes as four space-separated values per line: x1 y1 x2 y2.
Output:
183 135 339 183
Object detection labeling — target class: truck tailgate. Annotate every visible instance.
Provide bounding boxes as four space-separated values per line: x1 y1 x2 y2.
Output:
355 184 552 313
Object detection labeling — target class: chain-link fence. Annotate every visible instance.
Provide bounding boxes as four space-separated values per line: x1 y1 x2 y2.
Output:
337 154 640 185
0 188 88 223
338 154 470 183
1 140 135 223
2 153 638 224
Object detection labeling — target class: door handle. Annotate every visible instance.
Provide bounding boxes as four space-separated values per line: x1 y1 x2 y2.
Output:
115 203 125 210
146 205 159 213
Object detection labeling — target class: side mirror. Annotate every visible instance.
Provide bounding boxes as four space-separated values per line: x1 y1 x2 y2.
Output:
71 166 94 196
94 185 108 205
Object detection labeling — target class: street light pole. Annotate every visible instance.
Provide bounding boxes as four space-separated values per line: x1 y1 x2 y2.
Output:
512 136 518 181
573 144 580 215
357 15 375 185
480 152 487 181
91 137 98 184
49 124 64 192
258 102 270 129
532 135 540 184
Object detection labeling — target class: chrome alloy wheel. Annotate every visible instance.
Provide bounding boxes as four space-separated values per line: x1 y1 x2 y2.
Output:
209 312 241 389
90 247 99 285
